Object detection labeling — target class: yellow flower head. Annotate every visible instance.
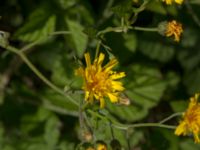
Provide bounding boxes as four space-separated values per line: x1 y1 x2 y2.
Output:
175 93 200 143
162 0 183 5
97 143 107 150
75 53 126 108
86 147 95 150
165 20 183 42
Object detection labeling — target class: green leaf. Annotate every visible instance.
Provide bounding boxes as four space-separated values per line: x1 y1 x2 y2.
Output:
44 116 60 149
139 40 175 63
66 20 88 57
181 28 199 48
26 144 47 150
107 65 166 122
57 0 77 9
183 69 200 94
87 113 143 149
126 67 166 108
123 33 137 53
165 72 180 88
83 27 97 38
180 139 200 150
41 89 79 116
147 1 177 15
111 0 132 17
3 146 16 150
58 141 75 150
107 101 149 122
170 100 188 113
143 129 178 150
178 49 200 71
31 41 62 71
14 8 56 42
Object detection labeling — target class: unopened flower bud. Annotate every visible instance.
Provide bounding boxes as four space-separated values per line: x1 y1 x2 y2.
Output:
119 96 131 106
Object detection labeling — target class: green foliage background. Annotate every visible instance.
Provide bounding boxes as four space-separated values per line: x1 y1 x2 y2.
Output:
0 0 200 149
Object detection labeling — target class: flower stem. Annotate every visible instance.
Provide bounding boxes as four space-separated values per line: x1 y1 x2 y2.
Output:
87 109 176 131
159 112 183 124
112 123 176 130
97 26 126 37
132 26 158 32
5 45 79 106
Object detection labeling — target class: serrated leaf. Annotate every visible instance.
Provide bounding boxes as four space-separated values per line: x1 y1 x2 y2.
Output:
126 65 166 108
107 102 148 122
107 65 166 122
139 40 174 62
14 8 56 42
66 20 88 57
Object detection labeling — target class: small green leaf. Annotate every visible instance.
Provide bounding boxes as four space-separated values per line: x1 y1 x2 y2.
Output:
170 100 188 113
14 7 56 42
139 40 175 63
111 1 132 17
66 20 88 57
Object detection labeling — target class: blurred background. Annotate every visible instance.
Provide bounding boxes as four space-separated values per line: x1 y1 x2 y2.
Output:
1 0 200 149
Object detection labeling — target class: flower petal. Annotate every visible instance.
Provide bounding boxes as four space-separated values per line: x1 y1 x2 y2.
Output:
84 53 91 67
111 81 125 91
110 72 126 79
100 98 105 108
103 58 118 72
107 93 118 103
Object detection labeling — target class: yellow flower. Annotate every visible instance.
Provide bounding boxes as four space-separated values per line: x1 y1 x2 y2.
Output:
175 93 200 143
86 147 95 150
75 53 126 108
162 0 183 5
97 143 107 150
165 20 183 42
86 146 95 150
